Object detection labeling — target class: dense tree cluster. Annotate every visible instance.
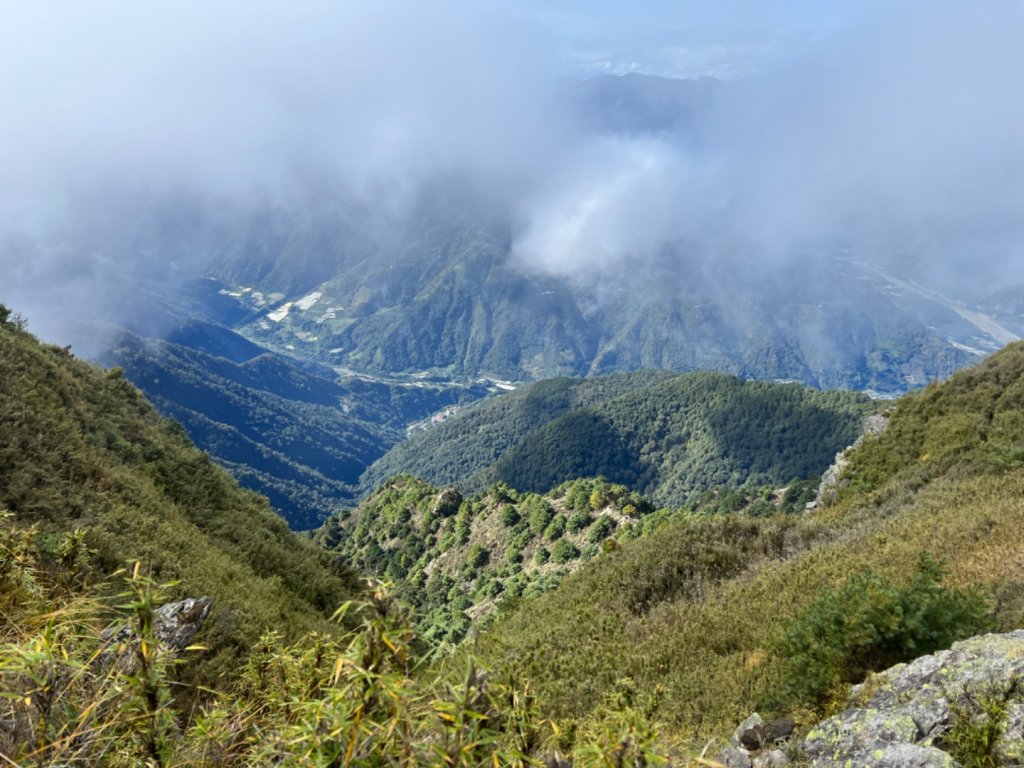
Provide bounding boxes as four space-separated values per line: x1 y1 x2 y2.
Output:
366 369 875 508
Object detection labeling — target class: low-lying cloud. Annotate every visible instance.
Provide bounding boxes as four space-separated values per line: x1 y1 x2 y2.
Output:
514 2 1024 290
2 1 1024 343
0 1 565 224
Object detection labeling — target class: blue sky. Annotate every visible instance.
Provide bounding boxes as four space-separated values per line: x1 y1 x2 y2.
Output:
494 0 867 77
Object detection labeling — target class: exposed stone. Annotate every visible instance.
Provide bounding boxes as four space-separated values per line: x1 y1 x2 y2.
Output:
731 713 764 747
763 718 796 744
740 724 766 751
799 630 1024 767
996 700 1024 765
810 414 890 508
809 743 960 768
721 713 794 768
803 710 920 759
153 597 212 651
101 596 213 666
862 413 890 437
716 746 753 768
752 748 789 767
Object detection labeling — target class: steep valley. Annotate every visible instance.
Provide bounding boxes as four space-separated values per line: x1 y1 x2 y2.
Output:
3 305 1024 764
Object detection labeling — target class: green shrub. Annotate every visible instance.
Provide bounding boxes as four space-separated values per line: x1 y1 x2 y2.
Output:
467 545 490 569
544 515 566 541
454 516 471 545
551 540 580 564
567 512 591 533
571 489 590 512
501 506 521 527
773 554 991 709
587 516 616 544
528 501 554 535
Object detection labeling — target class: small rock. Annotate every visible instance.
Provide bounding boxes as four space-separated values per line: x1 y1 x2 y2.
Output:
101 596 212 657
763 718 795 744
716 746 753 768
740 724 766 751
154 597 213 651
731 713 764 747
752 749 789 768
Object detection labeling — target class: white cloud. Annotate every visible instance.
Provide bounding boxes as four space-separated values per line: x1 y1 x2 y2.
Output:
3 0 1024 343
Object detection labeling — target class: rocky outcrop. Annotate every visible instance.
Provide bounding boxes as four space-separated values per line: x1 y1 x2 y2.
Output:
153 597 213 651
103 596 212 655
807 413 889 509
799 630 1024 767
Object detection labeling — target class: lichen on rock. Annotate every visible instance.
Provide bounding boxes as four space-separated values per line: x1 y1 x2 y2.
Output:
799 630 1024 767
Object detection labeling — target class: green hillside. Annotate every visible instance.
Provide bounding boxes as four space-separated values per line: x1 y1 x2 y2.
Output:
0 307 361 681
363 370 876 507
315 472 822 649
100 328 488 529
193 193 980 391
470 341 1024 747
314 475 671 646
3 299 1023 764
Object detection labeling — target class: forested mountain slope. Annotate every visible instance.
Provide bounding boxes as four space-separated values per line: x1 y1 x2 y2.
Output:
99 327 488 528
470 340 1024 745
0 307 361 680
315 473 820 649
218 206 983 391
363 369 876 507
315 475 662 646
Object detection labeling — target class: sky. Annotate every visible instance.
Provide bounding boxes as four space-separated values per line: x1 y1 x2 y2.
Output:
500 0 861 77
2 1 1024 342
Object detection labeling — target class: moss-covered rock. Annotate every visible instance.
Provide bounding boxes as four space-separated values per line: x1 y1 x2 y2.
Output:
801 630 1024 767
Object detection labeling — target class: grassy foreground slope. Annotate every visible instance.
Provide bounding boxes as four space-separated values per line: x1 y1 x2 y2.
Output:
0 309 360 679
363 370 875 507
472 341 1024 744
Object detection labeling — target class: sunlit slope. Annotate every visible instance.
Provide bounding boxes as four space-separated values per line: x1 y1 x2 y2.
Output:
363 370 875 507
473 341 1024 740
0 310 361 677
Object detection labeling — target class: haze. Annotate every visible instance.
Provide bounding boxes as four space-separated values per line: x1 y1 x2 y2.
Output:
2 1 1023 342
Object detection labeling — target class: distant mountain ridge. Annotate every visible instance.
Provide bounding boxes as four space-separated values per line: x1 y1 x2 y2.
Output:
12 73 1021 534
362 369 876 510
207 208 995 391
39 75 1014 396
99 326 490 529
161 184 1013 394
